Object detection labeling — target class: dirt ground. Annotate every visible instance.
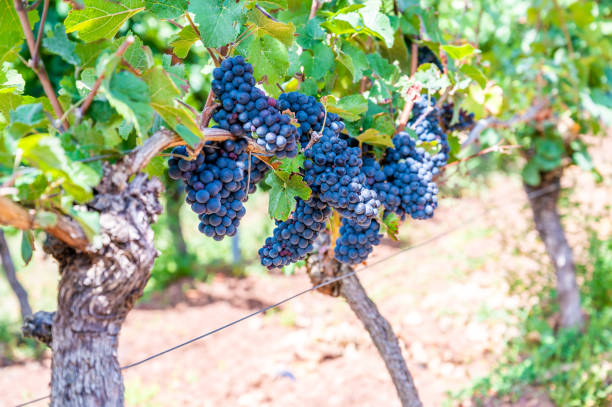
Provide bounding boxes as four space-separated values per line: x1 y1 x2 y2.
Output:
2 136 610 407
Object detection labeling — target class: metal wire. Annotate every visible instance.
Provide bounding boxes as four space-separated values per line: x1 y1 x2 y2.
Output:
14 183 559 406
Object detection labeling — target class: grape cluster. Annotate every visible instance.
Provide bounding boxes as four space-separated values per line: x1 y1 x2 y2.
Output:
379 133 439 220
259 197 331 269
168 141 250 240
334 219 382 265
303 127 380 226
440 102 475 132
211 56 298 158
410 96 449 172
278 92 325 147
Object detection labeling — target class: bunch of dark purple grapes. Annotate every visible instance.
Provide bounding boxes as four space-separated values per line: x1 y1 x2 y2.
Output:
167 140 250 240
334 218 382 265
211 56 298 158
440 102 475 132
277 92 325 147
410 96 449 172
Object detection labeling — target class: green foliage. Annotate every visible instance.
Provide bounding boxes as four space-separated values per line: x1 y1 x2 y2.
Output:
453 235 612 407
265 170 311 221
1 0 481 264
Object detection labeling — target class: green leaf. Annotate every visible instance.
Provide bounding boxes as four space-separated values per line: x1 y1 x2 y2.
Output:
441 44 480 61
42 24 80 66
175 124 200 148
366 53 396 79
103 71 154 137
296 18 325 49
142 66 201 137
522 160 541 186
18 134 102 203
414 64 450 92
326 94 368 122
382 211 399 241
10 103 44 125
279 153 304 173
75 41 108 68
169 24 199 59
145 0 187 18
21 230 34 265
0 64 25 94
342 43 369 81
143 154 166 177
300 42 334 81
460 65 487 89
266 170 311 221
358 0 394 48
247 35 289 88
190 0 246 48
356 128 394 147
247 8 295 46
65 0 145 42
120 35 152 72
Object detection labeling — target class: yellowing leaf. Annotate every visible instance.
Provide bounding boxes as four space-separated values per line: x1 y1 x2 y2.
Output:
65 0 145 42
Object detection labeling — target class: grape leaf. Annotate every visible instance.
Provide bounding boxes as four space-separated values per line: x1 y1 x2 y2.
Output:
190 0 246 48
356 128 394 148
142 66 201 139
342 43 369 82
169 24 199 59
442 44 480 61
460 65 487 89
247 8 295 46
300 42 334 81
296 18 325 49
522 161 541 186
18 134 102 203
21 230 34 265
42 25 80 66
120 35 152 72
65 0 145 42
381 212 399 241
10 103 44 125
266 170 311 221
247 35 289 91
103 71 154 137
326 94 367 122
145 0 188 18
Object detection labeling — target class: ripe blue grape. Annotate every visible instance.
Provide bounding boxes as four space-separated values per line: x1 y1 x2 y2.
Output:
259 197 332 269
211 56 298 158
334 218 382 265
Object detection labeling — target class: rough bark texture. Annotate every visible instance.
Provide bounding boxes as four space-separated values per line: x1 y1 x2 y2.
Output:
524 172 584 329
44 171 163 406
307 234 422 407
22 310 54 346
0 229 32 320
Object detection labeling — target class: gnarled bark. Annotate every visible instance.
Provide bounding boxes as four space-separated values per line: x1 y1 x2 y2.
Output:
524 172 584 329
44 171 162 406
0 229 32 320
306 234 422 407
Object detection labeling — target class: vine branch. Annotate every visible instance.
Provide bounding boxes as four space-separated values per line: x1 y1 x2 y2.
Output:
462 101 548 147
13 0 68 129
31 0 49 67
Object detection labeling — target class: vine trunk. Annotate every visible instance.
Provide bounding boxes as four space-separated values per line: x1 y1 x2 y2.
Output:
524 172 584 329
44 171 162 406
